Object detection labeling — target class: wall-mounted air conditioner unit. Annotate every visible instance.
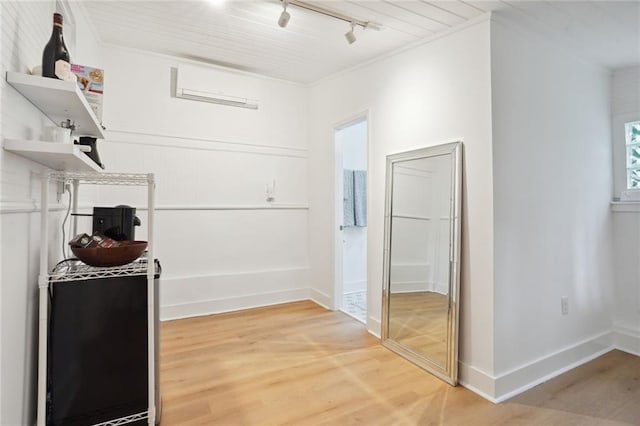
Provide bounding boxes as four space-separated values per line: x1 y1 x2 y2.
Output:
175 64 260 110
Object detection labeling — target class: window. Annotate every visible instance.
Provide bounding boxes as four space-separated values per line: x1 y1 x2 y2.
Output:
625 120 640 189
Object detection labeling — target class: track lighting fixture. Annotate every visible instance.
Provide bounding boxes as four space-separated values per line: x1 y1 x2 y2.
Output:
278 0 291 28
277 0 382 38
345 22 356 44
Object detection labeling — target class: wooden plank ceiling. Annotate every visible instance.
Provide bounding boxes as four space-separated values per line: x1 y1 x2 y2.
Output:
82 1 640 83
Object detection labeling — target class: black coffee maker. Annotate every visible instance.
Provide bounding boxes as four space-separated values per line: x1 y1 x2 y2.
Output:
93 206 141 241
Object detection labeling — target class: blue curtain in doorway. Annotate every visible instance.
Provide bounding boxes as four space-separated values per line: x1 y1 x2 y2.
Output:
344 170 355 227
344 169 367 227
353 170 367 227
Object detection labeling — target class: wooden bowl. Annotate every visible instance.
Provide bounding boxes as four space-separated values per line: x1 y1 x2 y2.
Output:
70 241 148 267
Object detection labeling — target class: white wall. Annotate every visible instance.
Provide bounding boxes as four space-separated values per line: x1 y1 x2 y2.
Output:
0 2 102 423
611 66 640 354
308 17 495 391
96 46 310 319
491 15 614 399
612 208 640 351
337 120 367 293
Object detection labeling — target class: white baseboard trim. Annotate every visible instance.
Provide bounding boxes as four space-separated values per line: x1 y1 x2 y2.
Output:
367 316 381 339
391 281 430 293
310 288 332 310
159 268 310 321
161 288 310 321
458 363 496 402
458 380 498 404
434 282 449 295
613 324 640 356
340 309 366 324
488 330 614 402
459 330 617 403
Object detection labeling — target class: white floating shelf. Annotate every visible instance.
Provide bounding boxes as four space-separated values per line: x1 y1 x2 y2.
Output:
6 71 105 139
3 139 102 172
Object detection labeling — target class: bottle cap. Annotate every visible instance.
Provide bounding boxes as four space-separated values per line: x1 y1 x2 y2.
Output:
53 13 63 25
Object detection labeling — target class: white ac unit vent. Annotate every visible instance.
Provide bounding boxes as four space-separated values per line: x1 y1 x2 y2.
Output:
175 64 260 110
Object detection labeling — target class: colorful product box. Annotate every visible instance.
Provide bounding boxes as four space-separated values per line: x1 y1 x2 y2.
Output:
71 64 104 123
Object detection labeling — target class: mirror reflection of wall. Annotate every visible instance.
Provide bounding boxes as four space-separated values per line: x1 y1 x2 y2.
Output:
390 155 452 295
382 142 462 386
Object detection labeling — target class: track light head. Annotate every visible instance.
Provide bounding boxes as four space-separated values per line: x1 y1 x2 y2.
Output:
278 10 290 27
278 0 290 28
345 23 356 44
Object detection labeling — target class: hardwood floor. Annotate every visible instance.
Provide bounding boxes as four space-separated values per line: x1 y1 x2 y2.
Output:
159 301 640 425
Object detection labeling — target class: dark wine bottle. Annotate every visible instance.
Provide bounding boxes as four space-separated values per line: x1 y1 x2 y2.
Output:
42 13 71 79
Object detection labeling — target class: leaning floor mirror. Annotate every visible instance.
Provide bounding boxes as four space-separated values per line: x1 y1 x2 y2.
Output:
381 141 462 386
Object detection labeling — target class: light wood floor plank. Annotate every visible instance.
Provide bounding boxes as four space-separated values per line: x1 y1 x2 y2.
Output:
159 301 639 425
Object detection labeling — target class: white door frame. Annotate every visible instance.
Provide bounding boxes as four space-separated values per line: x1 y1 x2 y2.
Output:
333 109 371 314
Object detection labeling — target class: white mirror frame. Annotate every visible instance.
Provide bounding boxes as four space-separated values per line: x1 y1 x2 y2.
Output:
381 141 463 386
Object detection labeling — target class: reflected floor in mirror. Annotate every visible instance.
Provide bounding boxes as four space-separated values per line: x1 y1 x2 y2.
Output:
388 292 448 366
159 301 640 425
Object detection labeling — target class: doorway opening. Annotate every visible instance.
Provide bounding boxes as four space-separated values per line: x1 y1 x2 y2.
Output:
334 117 368 324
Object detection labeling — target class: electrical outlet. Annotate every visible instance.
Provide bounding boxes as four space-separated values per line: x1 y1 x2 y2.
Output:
56 182 66 202
56 182 71 202
561 296 569 315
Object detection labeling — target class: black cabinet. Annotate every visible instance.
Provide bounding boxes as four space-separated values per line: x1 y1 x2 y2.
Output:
47 259 161 426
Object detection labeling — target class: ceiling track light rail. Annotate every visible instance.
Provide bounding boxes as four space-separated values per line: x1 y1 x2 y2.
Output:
278 0 382 31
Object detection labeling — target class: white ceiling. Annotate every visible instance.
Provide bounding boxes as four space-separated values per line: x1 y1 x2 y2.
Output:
81 1 640 83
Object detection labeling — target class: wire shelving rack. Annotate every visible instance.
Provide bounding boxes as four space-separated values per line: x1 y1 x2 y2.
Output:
36 171 157 426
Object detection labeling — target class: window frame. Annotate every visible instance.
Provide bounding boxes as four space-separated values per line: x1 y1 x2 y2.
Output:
624 120 640 191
